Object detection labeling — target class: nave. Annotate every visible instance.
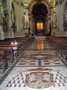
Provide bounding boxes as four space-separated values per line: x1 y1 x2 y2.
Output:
0 36 67 90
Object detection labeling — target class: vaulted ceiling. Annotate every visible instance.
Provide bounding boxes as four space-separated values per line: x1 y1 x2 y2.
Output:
14 0 56 8
21 0 64 7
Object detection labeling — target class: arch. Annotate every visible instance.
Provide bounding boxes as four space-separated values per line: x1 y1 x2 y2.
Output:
28 0 50 16
28 0 50 35
32 3 48 18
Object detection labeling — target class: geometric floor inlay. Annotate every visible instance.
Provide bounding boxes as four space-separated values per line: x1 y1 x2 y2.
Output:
4 37 67 90
6 72 25 87
6 68 67 89
16 54 64 67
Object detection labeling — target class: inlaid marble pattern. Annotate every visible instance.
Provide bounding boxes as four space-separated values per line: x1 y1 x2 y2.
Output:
16 54 63 67
0 37 67 90
6 68 67 89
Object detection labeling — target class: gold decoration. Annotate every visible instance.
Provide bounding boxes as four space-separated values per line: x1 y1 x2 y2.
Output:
37 22 43 30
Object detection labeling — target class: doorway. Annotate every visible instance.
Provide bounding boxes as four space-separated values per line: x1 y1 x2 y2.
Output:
32 3 48 35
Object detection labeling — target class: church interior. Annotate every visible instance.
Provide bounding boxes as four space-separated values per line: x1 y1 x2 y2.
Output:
0 0 67 90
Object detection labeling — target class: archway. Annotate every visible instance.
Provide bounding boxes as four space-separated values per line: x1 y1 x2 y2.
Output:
28 0 51 36
32 3 48 35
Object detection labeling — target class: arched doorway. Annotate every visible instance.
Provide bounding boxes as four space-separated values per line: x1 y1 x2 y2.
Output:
32 3 48 35
28 0 51 36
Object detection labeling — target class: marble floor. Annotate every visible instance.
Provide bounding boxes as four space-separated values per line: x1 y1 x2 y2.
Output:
0 36 67 90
